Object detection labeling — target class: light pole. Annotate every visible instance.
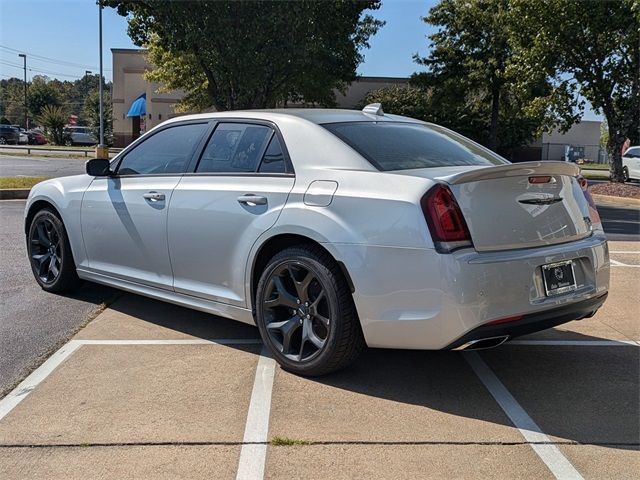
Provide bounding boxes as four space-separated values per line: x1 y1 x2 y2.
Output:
96 0 107 159
18 53 27 129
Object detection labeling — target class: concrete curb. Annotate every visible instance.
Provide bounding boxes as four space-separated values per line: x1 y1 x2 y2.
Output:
592 194 640 208
0 189 30 200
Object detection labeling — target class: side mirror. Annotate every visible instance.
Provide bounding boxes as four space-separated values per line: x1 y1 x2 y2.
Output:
86 158 111 176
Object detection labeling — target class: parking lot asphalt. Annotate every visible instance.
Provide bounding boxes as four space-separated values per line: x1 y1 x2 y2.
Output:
0 155 86 178
0 199 638 479
0 200 117 398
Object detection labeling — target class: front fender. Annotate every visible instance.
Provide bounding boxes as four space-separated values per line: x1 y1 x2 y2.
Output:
25 175 93 268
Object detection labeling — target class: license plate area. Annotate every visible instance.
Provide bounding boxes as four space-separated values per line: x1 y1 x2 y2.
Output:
541 260 577 296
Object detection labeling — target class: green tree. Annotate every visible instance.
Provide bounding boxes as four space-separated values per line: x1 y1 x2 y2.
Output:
363 85 436 121
27 75 61 118
82 90 114 145
37 105 67 145
106 0 383 111
412 0 579 157
509 0 640 181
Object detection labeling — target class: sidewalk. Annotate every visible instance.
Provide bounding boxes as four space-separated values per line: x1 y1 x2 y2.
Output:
1 242 638 479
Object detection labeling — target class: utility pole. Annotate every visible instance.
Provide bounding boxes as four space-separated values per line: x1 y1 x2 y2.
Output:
96 0 108 159
18 54 27 129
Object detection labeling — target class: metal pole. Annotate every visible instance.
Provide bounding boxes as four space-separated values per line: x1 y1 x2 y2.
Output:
98 0 104 148
18 54 27 129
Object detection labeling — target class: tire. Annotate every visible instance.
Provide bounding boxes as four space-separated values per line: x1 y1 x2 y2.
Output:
27 209 81 293
255 244 365 376
0 137 6 145
623 166 630 182
65 139 73 146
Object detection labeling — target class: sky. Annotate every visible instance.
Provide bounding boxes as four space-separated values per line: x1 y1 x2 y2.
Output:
0 0 600 120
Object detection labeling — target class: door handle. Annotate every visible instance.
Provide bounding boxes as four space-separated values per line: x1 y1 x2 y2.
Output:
143 191 165 202
237 194 267 206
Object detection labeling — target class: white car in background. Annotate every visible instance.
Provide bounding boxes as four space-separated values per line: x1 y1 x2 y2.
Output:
24 106 610 375
622 146 640 181
64 126 98 146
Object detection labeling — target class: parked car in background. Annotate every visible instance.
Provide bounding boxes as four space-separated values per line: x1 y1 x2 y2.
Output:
622 146 640 181
0 125 20 144
18 128 29 145
64 126 98 146
26 129 47 145
24 106 609 376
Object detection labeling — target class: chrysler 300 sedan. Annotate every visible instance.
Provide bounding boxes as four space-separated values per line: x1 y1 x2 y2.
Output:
25 105 610 375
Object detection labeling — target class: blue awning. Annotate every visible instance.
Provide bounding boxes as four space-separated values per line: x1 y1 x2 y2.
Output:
126 93 146 117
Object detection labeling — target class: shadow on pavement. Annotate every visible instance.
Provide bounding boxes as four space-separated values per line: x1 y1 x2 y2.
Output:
107 292 639 452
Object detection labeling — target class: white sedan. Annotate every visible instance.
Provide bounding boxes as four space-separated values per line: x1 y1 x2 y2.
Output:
622 145 640 181
25 106 610 375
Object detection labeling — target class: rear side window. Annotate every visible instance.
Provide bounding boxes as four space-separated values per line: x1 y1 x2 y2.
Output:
258 135 286 173
323 122 507 171
197 123 272 173
625 147 640 158
117 123 208 175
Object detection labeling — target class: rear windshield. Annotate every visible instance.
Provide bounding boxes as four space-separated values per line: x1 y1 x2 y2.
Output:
323 121 507 171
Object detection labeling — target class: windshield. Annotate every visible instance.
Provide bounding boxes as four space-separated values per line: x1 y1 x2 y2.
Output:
323 121 508 171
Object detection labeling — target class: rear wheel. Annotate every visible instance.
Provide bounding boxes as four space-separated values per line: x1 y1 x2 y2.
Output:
255 245 364 376
0 137 6 145
623 166 630 182
27 209 80 293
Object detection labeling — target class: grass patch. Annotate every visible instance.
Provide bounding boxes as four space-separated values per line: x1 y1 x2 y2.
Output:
270 436 310 446
0 176 47 189
579 162 609 171
581 171 610 180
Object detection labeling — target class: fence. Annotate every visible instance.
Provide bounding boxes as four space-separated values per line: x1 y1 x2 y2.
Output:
0 145 123 157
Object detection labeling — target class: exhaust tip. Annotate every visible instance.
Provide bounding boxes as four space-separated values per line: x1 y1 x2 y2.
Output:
454 335 510 351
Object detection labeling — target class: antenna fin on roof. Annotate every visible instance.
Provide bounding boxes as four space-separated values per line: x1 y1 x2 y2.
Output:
362 103 384 116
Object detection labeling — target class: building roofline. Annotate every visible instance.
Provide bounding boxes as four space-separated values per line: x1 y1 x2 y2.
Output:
111 48 147 54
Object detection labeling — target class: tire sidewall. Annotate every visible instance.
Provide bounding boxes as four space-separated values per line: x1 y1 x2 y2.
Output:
28 210 71 291
255 250 343 374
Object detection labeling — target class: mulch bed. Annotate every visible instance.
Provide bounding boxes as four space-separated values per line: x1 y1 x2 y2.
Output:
588 181 640 199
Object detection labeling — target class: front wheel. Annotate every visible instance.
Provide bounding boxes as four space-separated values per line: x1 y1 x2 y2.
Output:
27 209 80 293
623 166 630 182
255 245 364 376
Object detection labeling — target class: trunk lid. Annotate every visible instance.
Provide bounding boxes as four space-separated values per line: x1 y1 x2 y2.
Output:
435 161 592 251
391 162 592 252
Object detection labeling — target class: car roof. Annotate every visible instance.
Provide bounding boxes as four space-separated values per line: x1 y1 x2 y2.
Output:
164 108 421 126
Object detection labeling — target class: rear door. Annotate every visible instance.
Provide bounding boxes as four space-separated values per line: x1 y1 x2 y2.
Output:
168 121 295 307
81 121 210 289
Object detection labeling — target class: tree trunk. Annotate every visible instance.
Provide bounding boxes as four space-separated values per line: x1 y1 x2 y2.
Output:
607 128 626 183
489 80 500 152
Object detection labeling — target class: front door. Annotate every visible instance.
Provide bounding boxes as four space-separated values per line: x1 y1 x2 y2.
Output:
168 122 295 306
81 121 210 289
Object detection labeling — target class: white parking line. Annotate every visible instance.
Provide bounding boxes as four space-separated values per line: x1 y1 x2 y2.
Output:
610 259 640 267
0 338 262 422
508 340 639 346
236 347 276 480
465 352 584 480
0 340 82 422
610 251 640 254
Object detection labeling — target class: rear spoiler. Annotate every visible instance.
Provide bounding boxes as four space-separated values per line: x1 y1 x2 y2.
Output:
436 161 580 185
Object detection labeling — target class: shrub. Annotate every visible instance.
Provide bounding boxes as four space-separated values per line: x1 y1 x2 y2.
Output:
37 105 67 145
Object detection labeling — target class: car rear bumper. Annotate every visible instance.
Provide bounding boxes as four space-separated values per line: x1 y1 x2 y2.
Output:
328 232 610 350
445 291 608 350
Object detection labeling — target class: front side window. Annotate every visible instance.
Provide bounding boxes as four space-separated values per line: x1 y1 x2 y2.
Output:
117 123 208 175
625 147 640 158
197 123 272 173
323 122 508 171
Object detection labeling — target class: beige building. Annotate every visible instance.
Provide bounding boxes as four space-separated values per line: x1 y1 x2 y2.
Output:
111 48 408 147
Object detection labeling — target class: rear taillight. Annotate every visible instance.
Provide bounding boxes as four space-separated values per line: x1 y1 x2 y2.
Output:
421 184 473 253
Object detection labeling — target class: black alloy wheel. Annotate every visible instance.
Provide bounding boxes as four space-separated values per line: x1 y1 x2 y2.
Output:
28 209 80 292
255 245 364 376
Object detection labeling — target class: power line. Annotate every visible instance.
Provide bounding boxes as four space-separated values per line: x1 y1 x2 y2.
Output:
0 60 92 80
0 45 112 71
